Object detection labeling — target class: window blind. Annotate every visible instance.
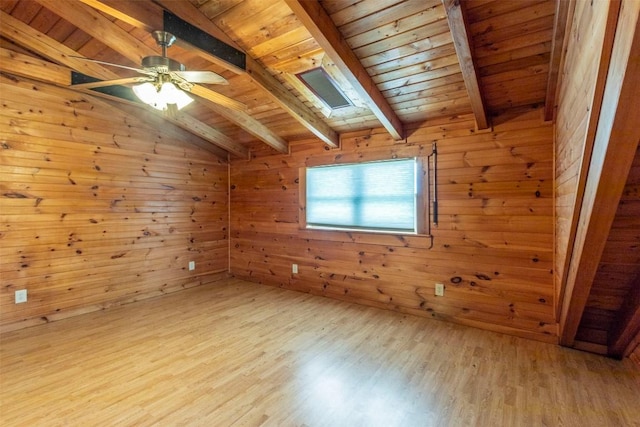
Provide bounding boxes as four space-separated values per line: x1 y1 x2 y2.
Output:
306 158 416 232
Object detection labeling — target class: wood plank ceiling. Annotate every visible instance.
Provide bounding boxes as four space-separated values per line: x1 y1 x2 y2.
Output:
0 0 559 158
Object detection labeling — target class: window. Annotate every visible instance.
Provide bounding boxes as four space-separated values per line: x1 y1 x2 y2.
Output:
301 158 428 234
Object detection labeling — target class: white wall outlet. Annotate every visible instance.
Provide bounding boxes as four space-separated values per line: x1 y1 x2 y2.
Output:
435 283 445 297
15 289 27 304
292 263 298 274
188 261 195 271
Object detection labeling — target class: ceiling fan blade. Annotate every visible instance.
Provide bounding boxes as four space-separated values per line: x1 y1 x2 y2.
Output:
68 56 156 77
71 76 154 89
173 71 228 85
189 84 246 112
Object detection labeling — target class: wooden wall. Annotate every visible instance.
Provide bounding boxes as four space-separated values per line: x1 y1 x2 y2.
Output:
230 108 556 343
554 0 617 315
0 75 229 332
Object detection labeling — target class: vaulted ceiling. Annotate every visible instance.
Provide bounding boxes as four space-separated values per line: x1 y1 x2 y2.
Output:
0 0 564 159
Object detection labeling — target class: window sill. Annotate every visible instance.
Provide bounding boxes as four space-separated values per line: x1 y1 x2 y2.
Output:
298 226 433 248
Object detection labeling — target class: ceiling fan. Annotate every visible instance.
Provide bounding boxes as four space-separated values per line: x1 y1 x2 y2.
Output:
71 30 244 112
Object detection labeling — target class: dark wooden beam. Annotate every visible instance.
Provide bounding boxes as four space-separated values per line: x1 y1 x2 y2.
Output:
544 0 573 121
285 0 404 141
442 0 489 130
560 0 640 346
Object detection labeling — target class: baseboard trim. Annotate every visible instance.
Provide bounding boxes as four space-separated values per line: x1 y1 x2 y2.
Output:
0 272 230 334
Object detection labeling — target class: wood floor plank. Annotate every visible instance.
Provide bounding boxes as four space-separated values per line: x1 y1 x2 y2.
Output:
1 278 638 426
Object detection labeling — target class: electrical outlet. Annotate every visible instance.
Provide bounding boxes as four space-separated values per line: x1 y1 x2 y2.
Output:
292 263 298 274
435 283 445 297
15 289 27 304
188 261 195 271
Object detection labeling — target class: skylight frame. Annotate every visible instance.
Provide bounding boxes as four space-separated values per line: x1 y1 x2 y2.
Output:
296 67 353 110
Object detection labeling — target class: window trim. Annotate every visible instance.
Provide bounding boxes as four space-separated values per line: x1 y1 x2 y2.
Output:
299 156 430 236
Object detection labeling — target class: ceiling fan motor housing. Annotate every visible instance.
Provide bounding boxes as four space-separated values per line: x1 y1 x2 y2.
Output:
141 56 186 73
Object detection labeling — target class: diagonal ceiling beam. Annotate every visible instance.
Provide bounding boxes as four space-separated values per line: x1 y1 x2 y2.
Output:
190 85 288 153
544 0 573 121
0 12 247 158
284 0 404 141
442 0 489 130
153 0 339 148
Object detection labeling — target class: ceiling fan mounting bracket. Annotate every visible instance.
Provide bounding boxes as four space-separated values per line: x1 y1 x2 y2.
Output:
152 31 176 48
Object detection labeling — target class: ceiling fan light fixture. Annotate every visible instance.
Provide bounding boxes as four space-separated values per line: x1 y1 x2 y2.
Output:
132 81 193 111
159 82 193 110
132 82 158 105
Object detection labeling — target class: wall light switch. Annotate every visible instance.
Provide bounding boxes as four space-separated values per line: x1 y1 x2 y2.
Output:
292 264 298 274
15 289 27 304
189 261 195 271
435 283 445 297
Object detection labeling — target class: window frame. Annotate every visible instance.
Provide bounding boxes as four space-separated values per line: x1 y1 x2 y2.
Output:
299 156 430 236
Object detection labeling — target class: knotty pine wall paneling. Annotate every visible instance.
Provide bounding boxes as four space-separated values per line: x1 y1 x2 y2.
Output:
0 75 229 332
230 108 556 342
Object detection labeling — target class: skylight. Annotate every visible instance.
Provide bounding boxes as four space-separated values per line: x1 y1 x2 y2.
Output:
297 68 352 110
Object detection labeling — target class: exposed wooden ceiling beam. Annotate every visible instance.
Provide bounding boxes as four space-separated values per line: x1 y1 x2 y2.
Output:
0 11 246 159
609 274 640 358
154 0 339 148
442 0 489 130
284 0 404 141
560 1 640 346
165 112 247 158
544 0 573 121
190 86 288 154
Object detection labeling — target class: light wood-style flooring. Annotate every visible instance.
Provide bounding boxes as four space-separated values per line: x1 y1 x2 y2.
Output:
1 278 639 426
